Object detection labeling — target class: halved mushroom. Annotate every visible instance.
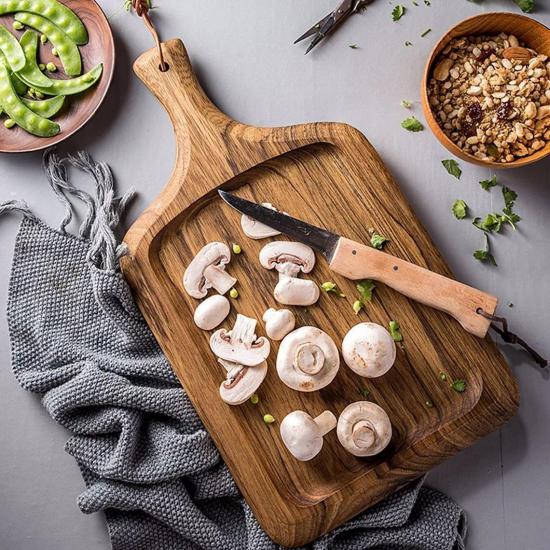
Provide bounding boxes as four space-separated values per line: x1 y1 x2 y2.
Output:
194 295 231 331
280 410 337 461
259 241 319 306
210 314 270 367
183 242 236 299
263 308 295 341
342 323 396 378
337 401 392 457
218 358 267 406
277 326 339 392
241 202 283 239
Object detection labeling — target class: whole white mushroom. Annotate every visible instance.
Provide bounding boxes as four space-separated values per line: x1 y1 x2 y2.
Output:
193 295 231 330
342 323 396 378
280 410 337 461
263 308 295 341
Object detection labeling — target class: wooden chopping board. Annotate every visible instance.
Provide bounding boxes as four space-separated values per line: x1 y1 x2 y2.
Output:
121 40 519 547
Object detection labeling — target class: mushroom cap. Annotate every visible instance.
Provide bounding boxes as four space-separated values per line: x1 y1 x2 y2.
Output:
274 276 320 306
259 241 316 275
337 401 392 457
183 242 232 299
241 203 282 239
193 295 231 331
280 410 324 461
219 361 268 405
276 326 340 392
342 323 396 378
263 308 296 341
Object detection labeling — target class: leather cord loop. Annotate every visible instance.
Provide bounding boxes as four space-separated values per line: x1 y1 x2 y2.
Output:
131 0 168 72
477 308 548 368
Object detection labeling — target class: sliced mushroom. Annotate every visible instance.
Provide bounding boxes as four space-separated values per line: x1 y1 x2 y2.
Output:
280 410 336 461
342 323 396 378
337 401 392 457
274 276 320 306
218 358 267 405
260 241 319 306
277 326 339 392
259 241 316 275
241 202 283 239
263 308 295 340
194 295 231 331
183 242 236 299
210 314 270 367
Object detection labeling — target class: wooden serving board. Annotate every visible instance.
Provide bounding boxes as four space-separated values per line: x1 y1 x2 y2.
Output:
122 40 519 547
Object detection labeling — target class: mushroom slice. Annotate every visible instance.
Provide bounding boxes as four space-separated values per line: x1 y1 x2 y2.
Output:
210 314 270 367
218 359 267 405
274 276 320 306
337 401 392 457
342 323 396 378
259 241 316 275
183 242 235 299
280 410 336 461
241 202 283 239
277 326 339 392
194 295 231 331
263 308 295 341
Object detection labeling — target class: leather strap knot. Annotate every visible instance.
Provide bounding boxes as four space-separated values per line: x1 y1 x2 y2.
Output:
131 0 168 71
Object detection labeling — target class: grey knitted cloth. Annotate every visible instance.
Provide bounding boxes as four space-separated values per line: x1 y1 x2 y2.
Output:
1 151 467 550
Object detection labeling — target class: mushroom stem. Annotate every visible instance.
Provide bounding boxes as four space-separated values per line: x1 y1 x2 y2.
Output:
218 358 244 381
313 411 337 436
352 420 376 449
231 314 257 347
295 343 325 375
204 264 237 295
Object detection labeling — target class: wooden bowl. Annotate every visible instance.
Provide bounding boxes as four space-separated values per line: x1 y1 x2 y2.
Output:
422 13 550 169
0 0 114 153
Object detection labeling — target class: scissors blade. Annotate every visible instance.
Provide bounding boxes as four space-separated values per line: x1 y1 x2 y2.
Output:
294 13 334 44
218 191 341 261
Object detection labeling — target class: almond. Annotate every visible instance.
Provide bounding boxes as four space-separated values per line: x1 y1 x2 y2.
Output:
537 106 550 121
433 58 454 81
502 47 533 63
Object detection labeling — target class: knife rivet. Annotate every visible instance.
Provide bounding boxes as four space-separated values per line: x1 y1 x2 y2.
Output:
352 250 357 255
393 266 398 271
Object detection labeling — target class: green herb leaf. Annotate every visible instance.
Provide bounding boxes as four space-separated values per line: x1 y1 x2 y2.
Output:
360 387 370 398
389 320 403 342
370 232 390 250
473 213 502 233
451 379 466 393
479 175 498 191
321 281 346 297
452 199 468 220
392 5 405 21
400 99 413 109
356 279 376 302
353 300 364 315
348 44 359 49
502 186 518 210
473 234 497 266
486 143 499 158
421 28 432 37
442 159 462 179
514 0 535 13
401 116 424 132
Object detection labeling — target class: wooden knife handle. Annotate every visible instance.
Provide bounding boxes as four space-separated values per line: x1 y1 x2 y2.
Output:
330 238 497 338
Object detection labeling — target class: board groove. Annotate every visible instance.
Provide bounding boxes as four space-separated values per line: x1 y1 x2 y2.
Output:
121 39 519 547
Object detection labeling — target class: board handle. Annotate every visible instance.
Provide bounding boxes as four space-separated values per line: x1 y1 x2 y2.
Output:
330 238 497 338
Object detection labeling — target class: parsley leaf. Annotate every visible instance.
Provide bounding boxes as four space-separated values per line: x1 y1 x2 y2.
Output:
370 232 389 250
514 0 535 13
392 5 405 21
502 186 518 211
451 379 467 393
389 320 403 342
442 159 462 179
473 213 502 233
356 279 376 302
473 234 497 266
401 117 424 132
321 281 346 297
480 175 498 191
452 199 468 220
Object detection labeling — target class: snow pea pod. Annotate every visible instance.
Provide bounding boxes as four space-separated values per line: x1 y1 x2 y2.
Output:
14 13 81 76
17 30 53 89
28 62 102 96
0 49 28 95
0 0 88 45
0 64 59 136
22 94 64 117
0 24 24 71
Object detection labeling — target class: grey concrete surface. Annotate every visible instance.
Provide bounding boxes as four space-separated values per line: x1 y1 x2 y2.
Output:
1 1 549 549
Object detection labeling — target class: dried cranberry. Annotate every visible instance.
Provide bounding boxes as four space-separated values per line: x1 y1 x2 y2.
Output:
497 102 512 121
467 102 482 122
460 121 476 137
476 48 494 62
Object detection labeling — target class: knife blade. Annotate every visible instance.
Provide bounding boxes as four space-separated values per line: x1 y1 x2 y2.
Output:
218 190 498 338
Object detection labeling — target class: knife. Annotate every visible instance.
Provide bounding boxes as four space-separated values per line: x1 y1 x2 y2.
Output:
218 190 498 339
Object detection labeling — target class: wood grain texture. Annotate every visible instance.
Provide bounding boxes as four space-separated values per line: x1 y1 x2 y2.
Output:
0 0 114 153
422 13 550 169
121 39 519 547
330 238 497 337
